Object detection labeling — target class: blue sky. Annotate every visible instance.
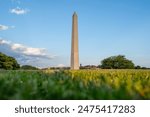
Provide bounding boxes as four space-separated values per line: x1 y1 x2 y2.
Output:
0 0 150 68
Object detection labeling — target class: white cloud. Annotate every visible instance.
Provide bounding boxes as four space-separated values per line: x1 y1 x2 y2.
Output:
0 39 55 67
0 39 11 44
10 43 53 59
0 24 15 31
10 7 29 15
0 25 9 31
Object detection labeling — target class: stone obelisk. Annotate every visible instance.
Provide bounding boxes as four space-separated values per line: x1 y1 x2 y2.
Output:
71 12 79 70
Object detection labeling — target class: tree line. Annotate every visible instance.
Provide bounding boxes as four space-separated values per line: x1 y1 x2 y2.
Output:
0 52 20 70
81 55 148 69
0 52 38 70
0 52 149 70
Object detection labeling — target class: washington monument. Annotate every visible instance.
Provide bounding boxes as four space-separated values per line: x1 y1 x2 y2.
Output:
71 12 79 70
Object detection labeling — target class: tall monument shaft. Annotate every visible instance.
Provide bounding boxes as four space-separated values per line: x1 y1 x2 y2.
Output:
71 12 79 70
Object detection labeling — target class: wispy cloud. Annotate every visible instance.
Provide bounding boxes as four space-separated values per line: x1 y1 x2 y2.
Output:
0 24 14 31
0 39 55 67
10 7 29 15
10 43 52 59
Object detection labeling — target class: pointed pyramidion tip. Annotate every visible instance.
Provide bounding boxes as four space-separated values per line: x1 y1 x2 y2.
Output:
73 12 77 16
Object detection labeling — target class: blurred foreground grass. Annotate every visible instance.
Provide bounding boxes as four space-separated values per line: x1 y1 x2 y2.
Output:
0 69 150 99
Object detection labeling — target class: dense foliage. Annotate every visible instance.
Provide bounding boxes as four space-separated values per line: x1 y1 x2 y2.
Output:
21 65 38 70
0 70 149 99
101 55 135 69
0 52 20 70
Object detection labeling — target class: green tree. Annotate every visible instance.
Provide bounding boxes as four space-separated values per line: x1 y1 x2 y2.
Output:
135 65 141 69
0 52 20 70
100 55 135 69
21 65 38 70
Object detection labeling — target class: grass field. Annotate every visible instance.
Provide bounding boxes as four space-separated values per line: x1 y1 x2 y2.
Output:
0 69 150 100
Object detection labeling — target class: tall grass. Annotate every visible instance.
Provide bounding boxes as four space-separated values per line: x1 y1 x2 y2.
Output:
0 69 149 99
